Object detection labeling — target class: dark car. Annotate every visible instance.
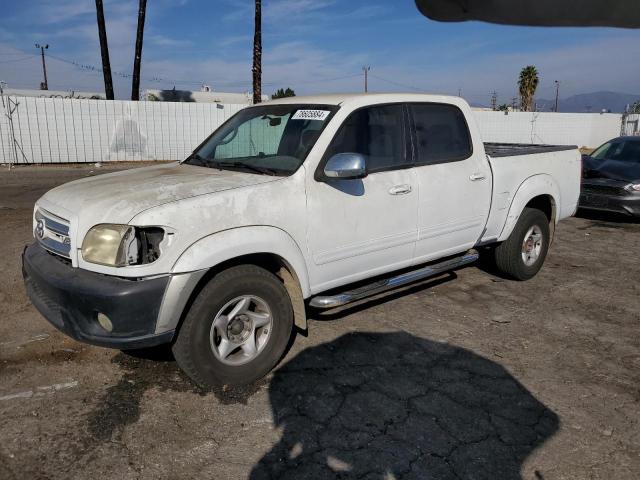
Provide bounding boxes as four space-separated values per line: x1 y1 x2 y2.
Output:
580 136 640 216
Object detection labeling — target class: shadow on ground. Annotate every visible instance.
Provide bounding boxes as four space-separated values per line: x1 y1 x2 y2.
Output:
86 348 266 444
575 208 640 226
251 331 559 480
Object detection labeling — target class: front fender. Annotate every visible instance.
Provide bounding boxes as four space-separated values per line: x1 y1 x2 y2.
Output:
498 174 560 242
171 226 311 298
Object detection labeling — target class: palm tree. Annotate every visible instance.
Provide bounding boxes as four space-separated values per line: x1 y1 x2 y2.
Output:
518 65 539 112
95 0 114 100
131 0 147 100
252 0 262 104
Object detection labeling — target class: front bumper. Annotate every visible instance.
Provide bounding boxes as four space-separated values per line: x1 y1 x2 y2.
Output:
22 243 174 349
579 192 640 217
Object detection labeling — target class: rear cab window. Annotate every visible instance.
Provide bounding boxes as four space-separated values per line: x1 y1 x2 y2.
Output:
408 103 473 165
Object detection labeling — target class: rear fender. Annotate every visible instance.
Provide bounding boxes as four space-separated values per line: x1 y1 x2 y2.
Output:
498 174 560 242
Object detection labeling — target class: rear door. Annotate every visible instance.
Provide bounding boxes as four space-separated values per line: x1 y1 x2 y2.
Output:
306 104 419 292
408 103 492 262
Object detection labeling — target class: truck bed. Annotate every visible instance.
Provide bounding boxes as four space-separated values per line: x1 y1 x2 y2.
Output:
484 143 577 158
480 143 582 244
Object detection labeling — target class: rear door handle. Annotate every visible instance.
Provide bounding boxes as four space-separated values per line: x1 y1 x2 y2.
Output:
388 184 412 195
469 173 486 181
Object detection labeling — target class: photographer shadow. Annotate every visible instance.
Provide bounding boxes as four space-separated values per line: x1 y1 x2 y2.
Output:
251 331 558 480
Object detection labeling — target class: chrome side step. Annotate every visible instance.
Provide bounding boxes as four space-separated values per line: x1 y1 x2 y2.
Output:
309 251 479 309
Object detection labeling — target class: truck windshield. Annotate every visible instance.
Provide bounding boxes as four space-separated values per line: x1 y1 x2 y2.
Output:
185 104 338 175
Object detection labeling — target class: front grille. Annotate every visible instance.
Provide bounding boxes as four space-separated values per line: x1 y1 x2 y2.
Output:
581 184 627 196
35 208 72 259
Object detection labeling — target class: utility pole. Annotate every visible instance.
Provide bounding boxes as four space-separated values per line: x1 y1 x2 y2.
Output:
457 88 462 97
35 44 49 90
252 0 262 104
511 97 517 110
95 0 115 100
554 80 560 112
131 0 147 100
363 66 370 93
490 91 497 110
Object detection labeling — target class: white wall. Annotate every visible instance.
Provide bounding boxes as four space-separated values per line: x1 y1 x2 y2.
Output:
0 96 626 164
472 110 622 148
0 96 245 164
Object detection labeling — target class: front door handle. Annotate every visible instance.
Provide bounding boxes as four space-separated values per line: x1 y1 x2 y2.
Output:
389 184 412 195
469 173 486 181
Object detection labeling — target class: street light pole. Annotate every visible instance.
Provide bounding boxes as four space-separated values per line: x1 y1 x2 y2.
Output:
35 43 49 90
554 80 560 112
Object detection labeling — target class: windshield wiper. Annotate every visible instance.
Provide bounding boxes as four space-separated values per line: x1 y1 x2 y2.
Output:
213 161 278 176
185 152 208 165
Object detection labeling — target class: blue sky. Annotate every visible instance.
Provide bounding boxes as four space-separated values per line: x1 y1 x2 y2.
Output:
0 0 638 103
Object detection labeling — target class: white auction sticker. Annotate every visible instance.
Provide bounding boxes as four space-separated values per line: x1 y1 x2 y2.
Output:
291 109 331 121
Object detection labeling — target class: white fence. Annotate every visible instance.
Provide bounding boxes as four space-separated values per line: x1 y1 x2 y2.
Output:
0 95 628 164
621 114 640 136
472 111 623 148
0 96 245 164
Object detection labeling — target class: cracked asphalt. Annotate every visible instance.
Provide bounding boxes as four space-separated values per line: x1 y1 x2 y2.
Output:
1 164 639 479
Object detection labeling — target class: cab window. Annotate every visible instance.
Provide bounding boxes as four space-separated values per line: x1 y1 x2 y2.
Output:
324 104 408 173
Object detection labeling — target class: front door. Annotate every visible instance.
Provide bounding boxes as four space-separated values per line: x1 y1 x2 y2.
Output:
306 104 418 293
408 102 492 263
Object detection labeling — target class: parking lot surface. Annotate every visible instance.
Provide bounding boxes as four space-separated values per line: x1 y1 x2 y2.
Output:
1 164 639 479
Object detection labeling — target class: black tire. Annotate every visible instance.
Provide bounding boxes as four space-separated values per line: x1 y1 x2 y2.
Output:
494 207 550 281
172 265 294 388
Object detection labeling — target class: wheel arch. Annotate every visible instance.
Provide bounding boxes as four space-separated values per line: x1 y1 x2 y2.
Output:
170 226 310 331
498 175 560 242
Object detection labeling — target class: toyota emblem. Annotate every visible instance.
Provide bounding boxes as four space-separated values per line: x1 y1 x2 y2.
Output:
36 219 45 239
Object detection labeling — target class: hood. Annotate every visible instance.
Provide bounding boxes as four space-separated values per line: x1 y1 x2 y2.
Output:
39 162 280 224
583 156 640 183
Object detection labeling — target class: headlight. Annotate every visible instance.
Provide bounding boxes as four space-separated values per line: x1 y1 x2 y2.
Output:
82 224 138 266
625 183 640 192
82 224 166 267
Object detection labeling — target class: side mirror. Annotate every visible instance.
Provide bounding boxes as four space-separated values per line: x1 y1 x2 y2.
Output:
323 153 367 180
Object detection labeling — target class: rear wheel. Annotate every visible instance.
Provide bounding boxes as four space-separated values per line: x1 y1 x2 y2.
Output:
494 207 550 280
172 265 294 387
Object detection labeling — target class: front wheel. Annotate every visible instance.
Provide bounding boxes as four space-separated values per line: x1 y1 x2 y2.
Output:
172 265 294 388
494 207 550 280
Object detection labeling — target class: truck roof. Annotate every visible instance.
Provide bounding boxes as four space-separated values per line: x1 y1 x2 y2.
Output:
262 92 463 107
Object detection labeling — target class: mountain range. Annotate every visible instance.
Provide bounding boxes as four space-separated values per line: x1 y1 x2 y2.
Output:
535 91 639 113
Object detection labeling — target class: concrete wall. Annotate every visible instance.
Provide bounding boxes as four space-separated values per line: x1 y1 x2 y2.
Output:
472 110 622 148
0 96 625 164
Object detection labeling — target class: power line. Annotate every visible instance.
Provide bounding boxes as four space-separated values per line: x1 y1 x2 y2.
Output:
36 51 518 97
368 73 425 92
0 55 37 64
46 53 363 90
0 52 33 56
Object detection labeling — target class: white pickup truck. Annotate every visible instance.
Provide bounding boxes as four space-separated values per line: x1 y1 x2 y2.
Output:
23 93 581 387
